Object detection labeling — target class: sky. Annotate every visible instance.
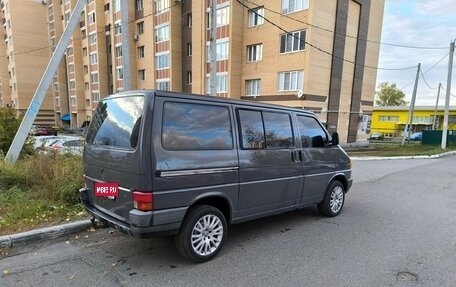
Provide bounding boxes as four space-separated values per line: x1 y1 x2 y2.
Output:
376 0 456 106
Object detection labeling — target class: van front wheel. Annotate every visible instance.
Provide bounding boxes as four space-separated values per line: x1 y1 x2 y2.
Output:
318 181 345 217
175 205 227 262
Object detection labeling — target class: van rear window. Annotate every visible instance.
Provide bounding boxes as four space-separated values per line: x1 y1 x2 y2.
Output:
86 96 144 149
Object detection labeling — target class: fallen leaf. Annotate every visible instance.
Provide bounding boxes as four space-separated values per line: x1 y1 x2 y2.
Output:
3 270 9 275
65 241 70 244
69 275 75 279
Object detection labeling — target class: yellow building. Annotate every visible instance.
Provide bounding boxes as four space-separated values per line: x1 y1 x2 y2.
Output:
0 0 385 145
371 106 456 138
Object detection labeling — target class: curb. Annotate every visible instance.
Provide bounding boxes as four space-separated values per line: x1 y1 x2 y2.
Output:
0 219 92 248
350 150 456 161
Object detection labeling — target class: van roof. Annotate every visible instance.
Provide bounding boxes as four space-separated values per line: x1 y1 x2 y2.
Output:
104 90 316 116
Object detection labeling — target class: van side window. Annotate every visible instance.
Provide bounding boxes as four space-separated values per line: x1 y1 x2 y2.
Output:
87 96 144 149
162 102 233 150
238 109 293 149
297 116 327 148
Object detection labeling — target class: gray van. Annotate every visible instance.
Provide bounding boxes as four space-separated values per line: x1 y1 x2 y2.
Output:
80 90 352 262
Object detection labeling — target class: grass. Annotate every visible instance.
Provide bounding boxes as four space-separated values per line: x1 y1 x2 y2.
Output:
346 141 456 157
0 154 88 236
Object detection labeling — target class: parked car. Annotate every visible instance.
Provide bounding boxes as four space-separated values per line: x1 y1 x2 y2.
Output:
80 90 353 262
38 136 84 155
409 132 422 141
369 133 384 140
30 125 57 136
31 135 61 150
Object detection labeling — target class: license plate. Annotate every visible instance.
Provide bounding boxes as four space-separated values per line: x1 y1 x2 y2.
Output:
94 182 119 197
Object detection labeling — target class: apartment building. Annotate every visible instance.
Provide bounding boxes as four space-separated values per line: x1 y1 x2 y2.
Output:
1 0 384 144
0 0 55 125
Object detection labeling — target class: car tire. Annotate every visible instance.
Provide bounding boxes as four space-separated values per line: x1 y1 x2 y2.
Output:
175 205 227 263
318 181 345 217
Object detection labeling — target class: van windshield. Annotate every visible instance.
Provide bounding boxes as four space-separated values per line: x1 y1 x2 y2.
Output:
86 95 144 149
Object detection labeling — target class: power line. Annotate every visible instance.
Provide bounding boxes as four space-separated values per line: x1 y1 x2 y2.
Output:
243 0 449 50
236 0 417 71
420 70 438 90
399 52 450 90
3 3 180 59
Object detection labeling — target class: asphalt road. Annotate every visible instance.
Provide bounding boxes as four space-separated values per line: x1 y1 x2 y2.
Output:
1 156 456 286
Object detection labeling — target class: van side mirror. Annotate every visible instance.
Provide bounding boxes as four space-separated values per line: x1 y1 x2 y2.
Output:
331 132 339 146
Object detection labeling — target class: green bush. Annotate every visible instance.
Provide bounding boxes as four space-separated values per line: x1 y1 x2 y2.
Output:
0 107 35 158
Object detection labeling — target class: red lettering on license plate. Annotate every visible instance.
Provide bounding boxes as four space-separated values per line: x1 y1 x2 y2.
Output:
94 182 119 197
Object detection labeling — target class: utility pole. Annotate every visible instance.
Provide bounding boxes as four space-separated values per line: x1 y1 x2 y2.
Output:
121 0 131 91
432 83 442 130
5 0 85 163
441 40 455 150
209 0 217 97
401 63 421 146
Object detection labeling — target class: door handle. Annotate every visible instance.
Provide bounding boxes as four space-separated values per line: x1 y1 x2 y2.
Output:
291 150 302 163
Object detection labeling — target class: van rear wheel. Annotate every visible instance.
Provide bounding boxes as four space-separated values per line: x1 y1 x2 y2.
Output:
175 205 227 263
318 181 345 217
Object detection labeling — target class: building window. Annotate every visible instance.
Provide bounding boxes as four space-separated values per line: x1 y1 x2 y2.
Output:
55 97 60 107
70 97 77 107
247 44 263 62
186 13 192 27
155 0 169 14
82 47 88 56
206 74 228 93
155 25 169 42
138 46 145 58
207 40 229 62
66 47 73 56
90 53 98 64
248 7 264 27
92 91 100 102
86 99 91 107
187 71 192 84
206 7 230 28
115 45 123 58
89 33 97 45
114 22 122 35
280 30 305 53
68 64 75 73
278 70 304 91
116 67 124 80
138 69 146 81
379 116 399 122
156 79 170 91
246 79 261 96
114 0 121 12
69 80 75 90
91 72 99 83
88 12 96 24
136 0 144 11
137 21 144 34
104 3 110 12
187 43 192 56
85 82 89 91
282 0 309 14
84 65 89 74
156 53 170 69
54 83 59 92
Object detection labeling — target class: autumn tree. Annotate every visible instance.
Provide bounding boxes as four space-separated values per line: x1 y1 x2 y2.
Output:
375 82 408 106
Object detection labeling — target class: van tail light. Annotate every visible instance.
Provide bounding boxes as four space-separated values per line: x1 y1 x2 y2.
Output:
133 191 154 211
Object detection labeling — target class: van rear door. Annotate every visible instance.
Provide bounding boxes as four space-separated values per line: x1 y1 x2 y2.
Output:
83 93 149 223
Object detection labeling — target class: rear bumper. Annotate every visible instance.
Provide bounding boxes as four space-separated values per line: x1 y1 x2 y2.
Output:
79 188 187 238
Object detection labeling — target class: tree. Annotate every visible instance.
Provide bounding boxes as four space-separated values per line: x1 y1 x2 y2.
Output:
375 82 408 106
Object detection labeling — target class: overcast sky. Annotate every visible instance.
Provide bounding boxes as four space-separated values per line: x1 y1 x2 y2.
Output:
376 0 456 106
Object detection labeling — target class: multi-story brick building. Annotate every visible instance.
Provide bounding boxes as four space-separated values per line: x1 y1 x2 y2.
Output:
0 0 385 144
0 0 55 125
